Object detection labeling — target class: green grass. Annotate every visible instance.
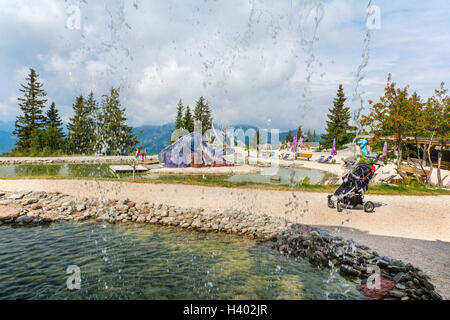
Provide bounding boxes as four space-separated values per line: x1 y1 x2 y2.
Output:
1 174 449 196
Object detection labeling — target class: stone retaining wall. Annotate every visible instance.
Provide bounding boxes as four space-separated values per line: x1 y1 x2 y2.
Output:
0 190 442 300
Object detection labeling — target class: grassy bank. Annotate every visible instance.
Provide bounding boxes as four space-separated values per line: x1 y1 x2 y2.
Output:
1 175 449 196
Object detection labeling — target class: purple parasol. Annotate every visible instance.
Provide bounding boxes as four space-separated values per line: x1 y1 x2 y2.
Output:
300 137 304 148
291 136 297 153
331 138 337 155
382 142 388 157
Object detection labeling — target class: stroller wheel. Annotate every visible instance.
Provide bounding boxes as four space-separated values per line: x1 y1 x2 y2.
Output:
328 198 335 208
337 201 343 212
364 201 374 213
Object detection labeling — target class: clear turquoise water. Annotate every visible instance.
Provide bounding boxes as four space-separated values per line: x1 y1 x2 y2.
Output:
0 223 362 300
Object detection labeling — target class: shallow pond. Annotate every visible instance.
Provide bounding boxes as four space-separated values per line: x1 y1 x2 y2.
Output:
0 223 362 299
0 163 325 185
0 163 120 178
226 167 325 185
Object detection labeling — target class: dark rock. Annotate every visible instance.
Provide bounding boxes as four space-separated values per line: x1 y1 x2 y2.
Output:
393 272 409 283
309 251 328 267
339 264 360 277
388 289 406 298
15 215 33 224
376 259 390 268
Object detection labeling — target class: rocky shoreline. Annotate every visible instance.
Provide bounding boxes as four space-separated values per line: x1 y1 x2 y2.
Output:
0 190 442 300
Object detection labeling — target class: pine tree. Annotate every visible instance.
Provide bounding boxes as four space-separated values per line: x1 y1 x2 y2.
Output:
42 102 65 152
45 102 64 134
321 84 352 149
296 125 303 141
305 129 312 142
312 130 317 142
67 95 91 154
85 92 99 151
183 105 194 133
285 130 293 143
13 68 48 151
175 99 184 129
193 96 213 134
95 87 138 155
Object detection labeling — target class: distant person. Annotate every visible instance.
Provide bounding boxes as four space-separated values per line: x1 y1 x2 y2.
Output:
134 148 141 165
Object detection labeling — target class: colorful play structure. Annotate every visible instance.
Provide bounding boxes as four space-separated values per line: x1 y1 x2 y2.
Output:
158 132 234 168
356 138 382 159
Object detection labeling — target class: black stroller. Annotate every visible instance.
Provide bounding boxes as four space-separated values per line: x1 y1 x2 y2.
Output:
327 163 380 213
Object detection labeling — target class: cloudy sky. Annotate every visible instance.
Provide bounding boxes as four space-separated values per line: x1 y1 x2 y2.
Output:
0 0 449 132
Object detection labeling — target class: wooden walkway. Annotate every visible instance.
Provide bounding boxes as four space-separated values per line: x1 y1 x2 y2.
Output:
109 165 149 174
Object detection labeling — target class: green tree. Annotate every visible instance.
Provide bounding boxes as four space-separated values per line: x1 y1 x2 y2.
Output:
361 75 420 180
95 87 138 155
41 101 65 152
321 84 352 149
193 96 212 134
296 125 303 141
285 129 293 143
175 99 184 130
85 92 99 151
419 83 449 186
67 95 93 154
312 130 317 142
305 129 312 142
13 68 48 151
183 105 194 133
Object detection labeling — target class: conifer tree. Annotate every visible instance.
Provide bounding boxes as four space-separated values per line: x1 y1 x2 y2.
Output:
175 99 184 130
45 102 64 134
41 101 65 152
85 92 99 151
193 96 213 134
312 130 317 142
296 125 303 141
66 95 92 154
95 87 137 155
321 84 352 149
13 68 48 151
305 129 312 142
285 130 293 143
183 105 194 133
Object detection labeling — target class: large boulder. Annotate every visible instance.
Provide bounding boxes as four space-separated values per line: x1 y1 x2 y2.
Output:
0 206 19 221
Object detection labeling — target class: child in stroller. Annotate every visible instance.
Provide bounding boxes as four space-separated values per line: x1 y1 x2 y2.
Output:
327 163 380 212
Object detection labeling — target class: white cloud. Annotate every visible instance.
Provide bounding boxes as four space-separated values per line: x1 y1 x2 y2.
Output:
0 0 448 132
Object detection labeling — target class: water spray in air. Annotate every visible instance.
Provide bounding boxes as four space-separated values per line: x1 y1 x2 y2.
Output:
351 0 375 157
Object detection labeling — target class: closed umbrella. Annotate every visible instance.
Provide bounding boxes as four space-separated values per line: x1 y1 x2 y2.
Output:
300 137 304 148
382 142 388 157
291 136 297 153
331 138 337 155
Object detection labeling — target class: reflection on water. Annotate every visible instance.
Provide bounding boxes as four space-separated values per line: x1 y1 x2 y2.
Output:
226 167 324 185
0 163 120 178
0 223 361 300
